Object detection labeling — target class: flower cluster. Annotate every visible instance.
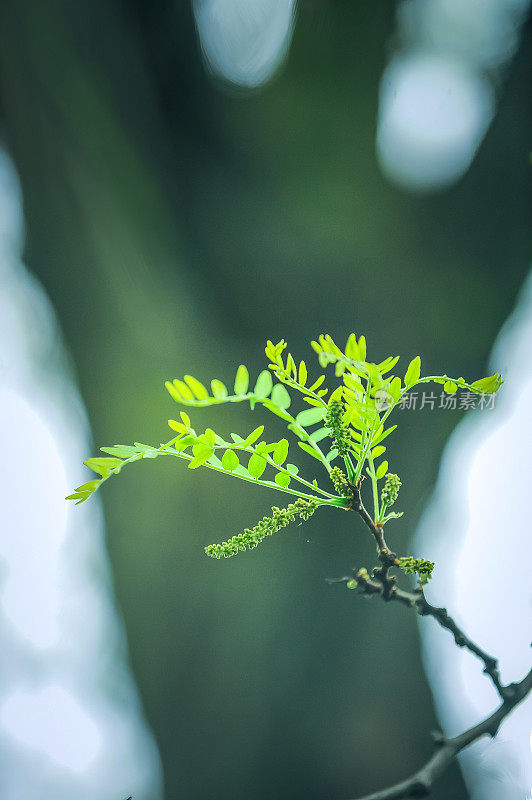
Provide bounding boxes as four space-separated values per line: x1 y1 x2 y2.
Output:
381 473 401 507
324 401 351 456
397 556 435 586
205 498 319 559
330 466 352 498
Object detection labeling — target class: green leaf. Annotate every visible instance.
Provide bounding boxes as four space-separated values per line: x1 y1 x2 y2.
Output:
389 376 402 402
309 427 329 443
243 426 264 446
84 457 122 478
298 361 308 386
174 436 195 451
222 450 239 471
66 479 102 504
270 383 291 409
253 370 273 398
234 365 249 395
173 379 195 400
372 425 397 446
378 356 399 375
328 386 344 404
272 438 289 465
100 445 139 458
296 407 326 427
404 356 421 386
470 374 503 394
345 334 361 360
308 375 326 392
200 428 216 447
262 399 293 421
165 381 181 402
134 443 160 458
184 375 209 399
248 452 267 479
168 419 188 433
189 443 214 469
376 461 389 480
298 442 323 461
286 463 299 475
275 472 291 488
180 411 191 428
211 379 228 398
371 446 386 458
443 381 457 393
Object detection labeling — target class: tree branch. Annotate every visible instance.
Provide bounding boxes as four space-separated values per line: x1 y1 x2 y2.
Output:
354 572 508 700
352 484 397 599
349 667 532 800
338 484 532 798
350 485 507 699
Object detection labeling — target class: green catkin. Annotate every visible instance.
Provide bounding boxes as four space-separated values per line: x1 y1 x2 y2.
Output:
205 498 319 558
381 473 401 507
324 401 351 456
330 466 351 498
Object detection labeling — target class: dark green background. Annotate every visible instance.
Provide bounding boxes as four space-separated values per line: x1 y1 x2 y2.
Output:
1 2 530 798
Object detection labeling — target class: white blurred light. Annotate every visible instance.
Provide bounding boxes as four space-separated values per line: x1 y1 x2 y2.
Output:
398 0 528 69
377 0 530 191
414 271 532 800
377 54 493 191
0 389 66 648
193 0 296 88
1 685 101 773
0 148 163 799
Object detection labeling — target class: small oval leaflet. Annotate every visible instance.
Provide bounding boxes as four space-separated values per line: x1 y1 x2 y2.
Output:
272 438 289 465
404 356 421 386
270 383 291 410
222 450 239 471
234 364 249 395
248 452 267 479
296 407 326 427
254 370 273 398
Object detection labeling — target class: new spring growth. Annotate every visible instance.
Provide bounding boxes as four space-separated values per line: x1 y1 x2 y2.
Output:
330 466 352 498
324 401 351 456
204 498 318 559
68 332 502 565
397 556 435 587
381 473 401 507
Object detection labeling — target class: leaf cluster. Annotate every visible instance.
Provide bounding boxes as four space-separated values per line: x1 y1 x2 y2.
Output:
397 556 435 587
68 333 502 560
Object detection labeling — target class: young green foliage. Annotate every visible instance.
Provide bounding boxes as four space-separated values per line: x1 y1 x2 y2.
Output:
68 333 502 565
397 556 435 587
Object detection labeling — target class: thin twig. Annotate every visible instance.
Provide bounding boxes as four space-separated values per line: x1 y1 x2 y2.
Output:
350 667 532 800
354 572 508 700
352 485 397 599
339 484 531 798
350 486 507 699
